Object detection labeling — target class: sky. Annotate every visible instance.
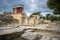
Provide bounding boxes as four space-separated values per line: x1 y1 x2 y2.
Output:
0 0 52 16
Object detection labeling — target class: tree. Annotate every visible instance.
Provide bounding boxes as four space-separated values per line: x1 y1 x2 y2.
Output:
3 11 12 15
46 14 51 20
29 12 41 18
47 0 60 15
3 11 8 14
40 15 46 19
45 13 59 21
50 15 57 21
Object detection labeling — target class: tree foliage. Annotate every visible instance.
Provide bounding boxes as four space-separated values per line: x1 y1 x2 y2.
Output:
46 13 60 21
31 12 41 15
47 0 60 15
46 14 51 20
29 12 41 18
3 11 12 15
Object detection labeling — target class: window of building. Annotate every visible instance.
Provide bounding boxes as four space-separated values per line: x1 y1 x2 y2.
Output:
17 7 23 13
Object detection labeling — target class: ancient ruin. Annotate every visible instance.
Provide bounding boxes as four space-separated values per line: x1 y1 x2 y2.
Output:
0 4 60 40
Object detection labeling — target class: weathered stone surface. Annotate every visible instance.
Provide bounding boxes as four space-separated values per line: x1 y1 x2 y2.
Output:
0 31 24 40
21 32 42 40
40 35 51 40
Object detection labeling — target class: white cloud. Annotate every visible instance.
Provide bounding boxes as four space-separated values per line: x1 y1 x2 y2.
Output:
24 0 50 16
30 0 35 3
29 4 38 11
25 11 32 16
41 12 52 16
0 0 52 16
0 12 3 13
26 0 39 12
